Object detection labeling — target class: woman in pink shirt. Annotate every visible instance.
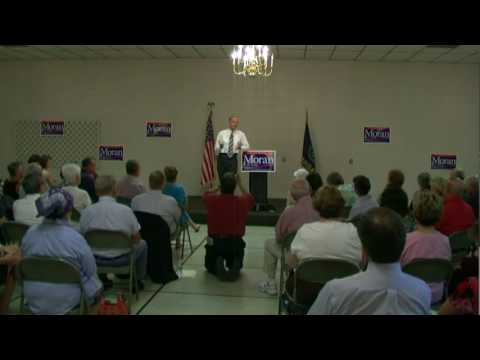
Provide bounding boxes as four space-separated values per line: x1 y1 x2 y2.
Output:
401 190 451 304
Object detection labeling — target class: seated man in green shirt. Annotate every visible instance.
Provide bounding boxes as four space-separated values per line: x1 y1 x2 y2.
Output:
326 172 357 208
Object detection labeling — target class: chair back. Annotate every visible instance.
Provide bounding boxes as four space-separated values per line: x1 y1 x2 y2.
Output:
449 231 474 255
116 197 132 207
84 230 132 251
293 258 360 308
2 222 30 245
134 211 178 284
341 206 352 219
402 258 454 284
279 231 297 250
71 208 81 223
17 256 87 314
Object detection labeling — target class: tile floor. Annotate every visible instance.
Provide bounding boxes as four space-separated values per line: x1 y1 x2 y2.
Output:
6 226 279 315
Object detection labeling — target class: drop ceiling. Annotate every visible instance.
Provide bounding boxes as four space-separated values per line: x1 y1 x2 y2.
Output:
0 45 479 64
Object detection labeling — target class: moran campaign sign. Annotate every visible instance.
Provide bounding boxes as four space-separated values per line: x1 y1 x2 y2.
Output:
431 154 457 170
146 121 172 138
363 127 390 143
41 120 64 136
242 150 276 173
99 145 125 161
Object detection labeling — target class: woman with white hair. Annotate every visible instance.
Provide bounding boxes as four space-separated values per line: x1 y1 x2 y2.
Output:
62 163 92 212
286 168 310 207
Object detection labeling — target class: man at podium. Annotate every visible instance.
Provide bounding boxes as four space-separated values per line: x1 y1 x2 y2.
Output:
215 116 250 180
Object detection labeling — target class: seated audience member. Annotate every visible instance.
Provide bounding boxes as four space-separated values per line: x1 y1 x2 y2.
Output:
326 172 356 207
410 172 431 209
131 171 181 238
27 154 42 166
203 173 255 281
39 154 58 188
286 168 310 207
449 169 465 182
431 177 448 199
308 208 431 315
80 175 148 291
401 190 451 304
18 163 43 200
439 252 478 315
21 188 103 315
349 175 378 220
0 244 21 314
61 163 92 212
379 170 414 232
258 179 320 295
80 157 98 203
13 173 46 226
288 186 363 270
3 162 23 201
163 166 200 233
116 160 147 201
436 179 475 236
306 172 323 197
465 176 479 219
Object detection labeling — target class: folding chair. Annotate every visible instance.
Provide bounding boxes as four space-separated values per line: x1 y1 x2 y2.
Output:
176 223 194 259
116 197 132 207
402 258 454 304
70 208 81 223
1 222 29 246
283 258 360 315
449 231 475 266
17 256 89 315
85 230 138 314
278 231 297 315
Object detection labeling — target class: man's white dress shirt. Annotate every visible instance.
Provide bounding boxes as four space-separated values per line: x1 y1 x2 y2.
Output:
215 129 250 155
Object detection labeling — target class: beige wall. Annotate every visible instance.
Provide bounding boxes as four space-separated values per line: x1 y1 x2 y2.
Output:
0 59 478 200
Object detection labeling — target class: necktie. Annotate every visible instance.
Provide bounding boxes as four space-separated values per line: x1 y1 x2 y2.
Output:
228 131 234 158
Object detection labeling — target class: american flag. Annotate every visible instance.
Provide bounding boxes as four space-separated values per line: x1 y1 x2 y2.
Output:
201 109 216 187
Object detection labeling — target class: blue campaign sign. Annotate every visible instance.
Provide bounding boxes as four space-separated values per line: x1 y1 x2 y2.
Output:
431 154 457 170
40 120 65 136
241 150 276 173
146 122 172 138
364 127 390 143
99 145 125 161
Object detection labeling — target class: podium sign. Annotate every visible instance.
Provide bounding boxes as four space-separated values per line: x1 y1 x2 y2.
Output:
241 150 276 173
241 150 276 210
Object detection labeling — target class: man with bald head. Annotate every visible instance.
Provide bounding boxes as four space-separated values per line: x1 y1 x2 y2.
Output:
436 179 475 236
215 115 250 180
258 178 320 296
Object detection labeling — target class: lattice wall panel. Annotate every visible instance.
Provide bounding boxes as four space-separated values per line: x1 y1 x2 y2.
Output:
15 121 101 169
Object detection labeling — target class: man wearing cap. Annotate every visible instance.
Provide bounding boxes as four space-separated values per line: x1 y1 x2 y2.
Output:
21 187 103 315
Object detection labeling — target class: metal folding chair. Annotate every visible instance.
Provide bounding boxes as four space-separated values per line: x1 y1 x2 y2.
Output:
283 258 360 315
449 231 475 266
402 258 454 305
85 230 138 314
1 222 30 246
277 231 297 315
17 256 89 315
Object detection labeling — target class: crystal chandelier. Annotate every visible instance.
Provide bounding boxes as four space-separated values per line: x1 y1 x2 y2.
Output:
231 45 274 77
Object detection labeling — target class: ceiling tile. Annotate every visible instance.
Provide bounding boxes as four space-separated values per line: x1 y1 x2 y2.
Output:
364 45 395 51
331 50 360 60
383 52 413 61
164 45 200 58
335 45 364 51
394 45 427 52
306 50 331 60
194 45 226 58
279 45 306 50
308 45 335 50
139 45 176 58
278 49 305 59
356 51 387 61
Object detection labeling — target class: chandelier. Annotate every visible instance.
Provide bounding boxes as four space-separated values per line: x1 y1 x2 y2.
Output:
231 45 274 78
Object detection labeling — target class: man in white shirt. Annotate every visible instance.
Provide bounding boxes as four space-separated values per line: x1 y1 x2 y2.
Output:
61 163 92 212
131 170 181 237
80 175 148 290
349 175 379 221
215 116 250 179
308 207 431 315
13 172 46 226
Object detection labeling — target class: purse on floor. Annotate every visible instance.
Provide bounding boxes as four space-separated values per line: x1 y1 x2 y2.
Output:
97 294 129 315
